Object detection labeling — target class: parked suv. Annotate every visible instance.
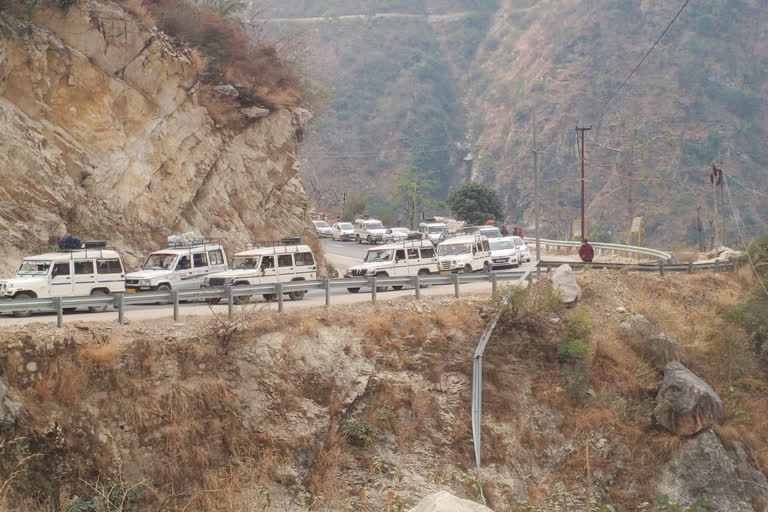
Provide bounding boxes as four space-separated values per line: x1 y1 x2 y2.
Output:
203 238 317 304
418 220 448 243
125 238 227 292
437 234 492 273
0 241 125 316
489 237 520 269
344 239 437 293
354 218 387 244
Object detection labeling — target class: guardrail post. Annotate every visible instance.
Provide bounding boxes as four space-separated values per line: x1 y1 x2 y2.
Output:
659 261 665 277
414 275 421 300
491 272 497 297
117 293 125 325
715 260 720 273
370 277 377 305
277 283 284 312
688 262 693 274
55 296 63 328
453 273 460 298
226 284 233 319
172 289 179 322
324 279 331 307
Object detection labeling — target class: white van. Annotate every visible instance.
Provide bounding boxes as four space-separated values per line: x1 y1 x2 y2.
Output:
354 218 387 244
489 237 520 269
344 239 437 293
0 241 125 316
125 239 228 293
437 234 492 273
203 239 317 303
418 220 448 243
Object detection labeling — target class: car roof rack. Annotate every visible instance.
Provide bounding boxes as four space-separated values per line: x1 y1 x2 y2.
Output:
167 237 221 248
246 237 301 249
38 240 120 259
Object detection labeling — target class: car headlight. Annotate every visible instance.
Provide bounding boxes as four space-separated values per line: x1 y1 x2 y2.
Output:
138 279 150 286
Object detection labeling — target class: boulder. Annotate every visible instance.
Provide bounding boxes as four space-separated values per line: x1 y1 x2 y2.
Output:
408 491 493 512
655 362 723 436
241 106 270 119
213 84 239 97
0 378 26 429
620 314 684 369
656 430 754 512
551 264 581 303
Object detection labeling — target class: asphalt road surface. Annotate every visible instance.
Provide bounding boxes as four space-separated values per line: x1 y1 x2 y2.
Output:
0 238 536 327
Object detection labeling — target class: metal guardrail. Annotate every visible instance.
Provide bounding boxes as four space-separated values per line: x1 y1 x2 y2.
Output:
0 270 530 327
537 259 737 274
533 238 674 262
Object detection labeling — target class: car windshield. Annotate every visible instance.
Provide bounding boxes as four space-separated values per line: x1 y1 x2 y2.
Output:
365 250 393 262
438 243 471 256
142 253 177 270
393 228 409 234
490 240 515 250
513 237 526 247
480 227 501 238
339 223 353 230
314 221 330 228
429 226 446 233
232 256 259 269
17 260 52 275
366 221 384 229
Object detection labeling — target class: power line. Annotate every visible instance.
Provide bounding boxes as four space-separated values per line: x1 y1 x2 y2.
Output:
724 176 768 298
600 0 694 118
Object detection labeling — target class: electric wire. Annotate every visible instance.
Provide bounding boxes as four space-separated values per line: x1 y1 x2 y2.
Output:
724 175 768 298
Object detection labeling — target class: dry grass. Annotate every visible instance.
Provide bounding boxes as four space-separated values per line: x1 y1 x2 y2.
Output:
82 341 121 367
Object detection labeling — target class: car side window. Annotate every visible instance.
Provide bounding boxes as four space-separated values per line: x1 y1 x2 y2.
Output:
295 252 315 266
407 248 418 259
278 254 293 267
177 256 191 270
52 262 70 277
208 250 224 265
261 256 274 269
482 241 490 252
74 260 94 274
193 252 208 268
420 247 435 258
96 259 123 274
395 249 406 262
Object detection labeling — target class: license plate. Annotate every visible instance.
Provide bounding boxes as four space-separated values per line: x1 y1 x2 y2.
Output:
125 288 137 293
440 270 452 275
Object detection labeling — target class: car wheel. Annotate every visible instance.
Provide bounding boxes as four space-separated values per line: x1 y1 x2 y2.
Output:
11 292 34 317
89 289 110 313
483 261 491 273
464 264 473 274
346 287 360 294
262 293 277 302
288 291 306 301
418 269 430 288
367 235 372 244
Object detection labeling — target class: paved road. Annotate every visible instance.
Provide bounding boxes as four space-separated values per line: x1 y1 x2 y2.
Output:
0 239 536 327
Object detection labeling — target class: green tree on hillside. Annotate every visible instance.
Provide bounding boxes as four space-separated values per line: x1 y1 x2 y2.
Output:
390 167 441 229
447 182 504 225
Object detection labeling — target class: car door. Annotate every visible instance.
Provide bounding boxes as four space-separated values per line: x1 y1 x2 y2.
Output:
277 253 294 282
406 248 420 276
174 253 195 290
419 245 438 272
259 255 278 284
73 259 96 296
49 261 73 296
393 249 408 276
189 251 209 289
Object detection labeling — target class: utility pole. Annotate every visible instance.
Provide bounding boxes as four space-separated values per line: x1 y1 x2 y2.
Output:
719 164 726 247
532 112 540 270
576 126 592 241
710 164 723 249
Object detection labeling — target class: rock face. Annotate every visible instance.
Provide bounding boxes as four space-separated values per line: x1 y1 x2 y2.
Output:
620 314 685 369
408 491 493 512
655 362 723 436
0 377 25 428
0 3 312 272
551 264 581 303
657 430 755 512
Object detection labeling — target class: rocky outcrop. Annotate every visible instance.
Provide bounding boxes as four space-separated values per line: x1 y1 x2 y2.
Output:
655 362 723 436
551 264 581 303
657 430 755 512
0 2 312 272
620 314 685 369
0 377 25 429
408 491 493 512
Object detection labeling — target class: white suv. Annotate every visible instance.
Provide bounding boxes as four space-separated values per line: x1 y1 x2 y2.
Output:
344 239 437 293
489 237 520 269
125 239 228 293
418 221 448 243
354 218 387 244
0 241 125 316
437 234 492 273
203 239 317 303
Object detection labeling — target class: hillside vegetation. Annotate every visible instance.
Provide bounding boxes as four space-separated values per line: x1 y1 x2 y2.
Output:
262 0 767 245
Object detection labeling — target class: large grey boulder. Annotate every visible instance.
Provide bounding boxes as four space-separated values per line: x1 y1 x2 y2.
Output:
656 430 755 512
0 378 25 429
655 362 723 436
620 314 684 369
408 491 493 512
551 264 581 303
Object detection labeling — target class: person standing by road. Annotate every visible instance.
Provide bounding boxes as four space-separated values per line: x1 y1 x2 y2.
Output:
512 227 520 237
500 225 509 236
579 239 594 263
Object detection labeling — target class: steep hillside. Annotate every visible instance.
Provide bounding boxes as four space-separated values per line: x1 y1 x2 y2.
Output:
263 0 767 244
0 0 313 272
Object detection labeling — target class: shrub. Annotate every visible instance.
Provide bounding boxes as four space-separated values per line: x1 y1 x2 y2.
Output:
559 308 593 401
342 418 376 448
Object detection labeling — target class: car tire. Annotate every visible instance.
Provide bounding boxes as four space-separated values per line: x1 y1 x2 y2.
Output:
262 293 277 302
347 287 360 294
464 264 473 274
418 269 430 288
11 292 34 317
288 291 306 301
367 235 372 245
89 289 110 313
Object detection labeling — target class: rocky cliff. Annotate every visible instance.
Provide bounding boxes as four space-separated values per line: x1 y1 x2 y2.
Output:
0 1 312 272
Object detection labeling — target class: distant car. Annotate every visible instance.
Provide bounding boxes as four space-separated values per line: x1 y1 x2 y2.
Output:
512 236 531 262
331 222 355 241
312 220 332 238
383 227 420 243
489 237 520 269
457 225 502 239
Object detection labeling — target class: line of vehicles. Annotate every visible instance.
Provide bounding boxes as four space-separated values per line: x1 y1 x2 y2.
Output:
0 222 530 316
